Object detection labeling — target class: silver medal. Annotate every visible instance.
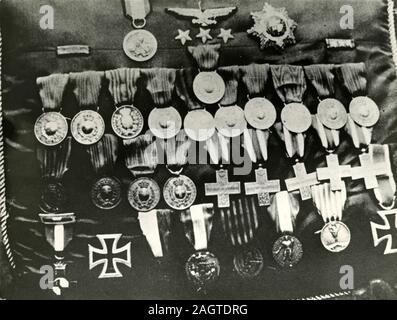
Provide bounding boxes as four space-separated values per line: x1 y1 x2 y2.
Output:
71 110 105 145
320 221 351 253
193 72 225 105
123 29 158 62
111 105 144 139
34 112 68 146
163 175 197 210
127 177 161 212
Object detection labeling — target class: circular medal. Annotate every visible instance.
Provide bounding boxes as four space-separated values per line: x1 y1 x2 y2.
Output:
40 181 68 213
34 112 68 146
214 105 247 137
185 251 220 290
123 29 158 62
281 103 312 133
184 109 215 141
317 98 348 130
127 177 161 212
349 96 380 127
193 72 226 105
320 221 351 253
111 105 144 139
272 234 303 268
233 247 264 279
91 177 122 210
163 175 197 210
71 110 105 145
148 107 182 139
244 98 277 130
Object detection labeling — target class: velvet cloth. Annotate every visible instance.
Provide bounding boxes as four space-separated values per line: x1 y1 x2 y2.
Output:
1 0 397 299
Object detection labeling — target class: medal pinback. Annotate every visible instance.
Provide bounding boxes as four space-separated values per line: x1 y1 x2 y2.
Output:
105 68 144 140
304 64 352 252
87 134 122 210
37 138 72 214
123 0 158 62
271 65 318 201
70 71 105 146
336 64 397 254
269 191 303 268
180 204 220 293
35 74 69 146
125 133 161 212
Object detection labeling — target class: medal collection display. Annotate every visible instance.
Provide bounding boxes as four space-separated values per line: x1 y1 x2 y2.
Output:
33 50 395 294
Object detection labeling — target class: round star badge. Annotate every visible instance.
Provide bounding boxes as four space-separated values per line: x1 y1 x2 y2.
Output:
247 3 297 50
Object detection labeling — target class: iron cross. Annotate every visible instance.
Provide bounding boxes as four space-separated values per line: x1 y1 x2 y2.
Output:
205 169 241 208
352 152 391 189
317 154 351 191
285 162 319 200
370 209 397 255
88 234 131 279
244 168 280 206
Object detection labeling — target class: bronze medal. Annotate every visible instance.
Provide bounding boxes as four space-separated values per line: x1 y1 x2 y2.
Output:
317 98 347 130
233 247 264 279
148 107 182 139
214 105 247 138
349 96 380 127
111 105 144 139
185 251 220 290
281 103 312 133
184 109 215 141
40 181 68 214
123 29 158 62
272 234 303 268
91 177 122 210
244 98 277 130
320 221 351 253
128 177 161 212
71 110 105 145
193 71 226 105
163 175 197 210
34 112 68 146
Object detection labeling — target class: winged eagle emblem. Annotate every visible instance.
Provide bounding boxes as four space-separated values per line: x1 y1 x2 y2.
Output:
166 2 237 27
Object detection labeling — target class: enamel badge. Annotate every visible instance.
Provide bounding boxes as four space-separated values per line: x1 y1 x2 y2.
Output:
247 3 297 50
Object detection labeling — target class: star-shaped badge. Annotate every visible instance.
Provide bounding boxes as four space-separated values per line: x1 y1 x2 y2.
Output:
175 29 192 45
196 28 212 44
218 28 234 44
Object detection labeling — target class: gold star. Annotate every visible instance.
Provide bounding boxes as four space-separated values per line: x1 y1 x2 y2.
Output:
196 28 213 44
175 29 192 45
218 28 234 44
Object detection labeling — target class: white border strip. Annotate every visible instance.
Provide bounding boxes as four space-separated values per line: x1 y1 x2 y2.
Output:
0 1 15 269
388 0 397 72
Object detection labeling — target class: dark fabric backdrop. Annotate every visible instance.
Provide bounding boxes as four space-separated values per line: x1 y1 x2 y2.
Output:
1 0 397 299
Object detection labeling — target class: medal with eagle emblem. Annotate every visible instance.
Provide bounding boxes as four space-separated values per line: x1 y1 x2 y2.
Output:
248 3 297 50
166 1 236 27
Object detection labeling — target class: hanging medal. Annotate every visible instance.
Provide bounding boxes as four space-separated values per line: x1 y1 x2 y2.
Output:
204 66 242 208
105 68 144 139
39 212 76 295
35 74 69 146
336 63 396 254
122 0 158 62
37 138 72 214
125 133 160 212
188 44 225 105
270 65 319 201
304 64 352 252
241 63 280 206
87 134 122 210
180 203 220 293
268 191 303 268
70 71 105 145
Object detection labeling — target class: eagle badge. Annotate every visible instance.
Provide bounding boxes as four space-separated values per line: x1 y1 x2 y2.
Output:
248 3 297 50
166 1 237 27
